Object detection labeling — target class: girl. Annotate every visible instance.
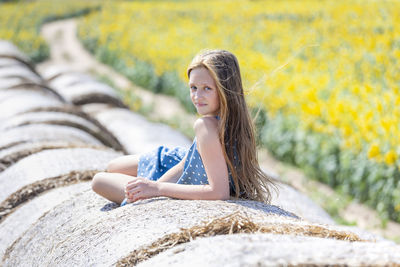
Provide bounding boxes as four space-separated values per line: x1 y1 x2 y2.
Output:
92 49 277 205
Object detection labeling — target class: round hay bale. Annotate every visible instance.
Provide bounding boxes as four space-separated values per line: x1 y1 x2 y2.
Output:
3 83 66 102
52 81 127 108
0 75 38 85
0 124 104 150
72 93 127 108
0 66 42 84
0 40 31 64
48 72 96 89
135 233 400 267
0 58 25 69
2 193 382 267
2 194 305 266
271 182 334 225
54 80 116 96
0 77 28 90
0 147 121 213
0 141 106 172
16 106 127 153
94 108 191 154
0 89 34 102
0 182 90 260
0 92 63 120
0 111 124 151
81 103 115 116
38 65 76 81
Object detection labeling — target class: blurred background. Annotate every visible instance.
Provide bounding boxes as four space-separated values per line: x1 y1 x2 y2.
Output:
1 0 399 233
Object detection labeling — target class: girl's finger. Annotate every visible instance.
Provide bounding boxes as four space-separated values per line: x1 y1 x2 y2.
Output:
127 177 144 185
127 186 141 195
127 179 137 185
131 192 143 202
127 188 142 200
126 181 140 190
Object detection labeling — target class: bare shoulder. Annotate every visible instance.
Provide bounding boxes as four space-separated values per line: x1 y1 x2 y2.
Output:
193 117 219 143
194 117 219 134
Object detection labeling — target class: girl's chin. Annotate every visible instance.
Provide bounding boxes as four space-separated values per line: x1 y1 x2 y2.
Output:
197 111 219 117
195 107 219 116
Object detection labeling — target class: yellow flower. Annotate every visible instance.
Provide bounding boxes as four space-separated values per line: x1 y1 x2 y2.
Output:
384 150 397 165
395 204 400 212
368 143 380 159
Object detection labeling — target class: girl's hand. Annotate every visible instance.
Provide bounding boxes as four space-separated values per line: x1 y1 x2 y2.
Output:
125 177 160 203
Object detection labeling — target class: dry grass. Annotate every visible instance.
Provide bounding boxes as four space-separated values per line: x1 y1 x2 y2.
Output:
45 71 74 82
0 169 99 223
0 55 38 76
0 141 25 152
72 93 127 108
116 211 366 266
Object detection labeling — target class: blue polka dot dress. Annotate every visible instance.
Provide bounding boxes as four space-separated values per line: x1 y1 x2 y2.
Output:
136 146 187 181
177 137 219 185
120 138 237 206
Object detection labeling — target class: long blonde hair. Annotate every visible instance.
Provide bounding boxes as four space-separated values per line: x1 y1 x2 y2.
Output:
187 49 277 203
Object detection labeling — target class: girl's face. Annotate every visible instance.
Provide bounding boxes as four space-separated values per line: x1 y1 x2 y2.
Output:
189 67 220 116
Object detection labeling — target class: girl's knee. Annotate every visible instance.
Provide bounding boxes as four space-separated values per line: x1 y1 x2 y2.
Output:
106 155 139 175
106 157 128 172
91 172 107 193
106 159 119 172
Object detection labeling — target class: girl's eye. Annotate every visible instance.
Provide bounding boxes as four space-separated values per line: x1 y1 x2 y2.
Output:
190 86 197 90
205 87 212 91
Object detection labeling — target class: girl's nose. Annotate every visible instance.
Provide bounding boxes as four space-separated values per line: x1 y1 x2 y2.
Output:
195 90 204 98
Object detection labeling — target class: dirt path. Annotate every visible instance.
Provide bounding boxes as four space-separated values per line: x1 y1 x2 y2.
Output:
37 18 400 243
37 19 196 124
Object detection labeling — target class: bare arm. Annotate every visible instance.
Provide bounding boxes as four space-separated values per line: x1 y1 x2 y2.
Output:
126 117 230 202
156 153 187 183
158 117 230 199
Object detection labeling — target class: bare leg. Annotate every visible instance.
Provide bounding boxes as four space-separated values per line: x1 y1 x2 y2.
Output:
106 155 139 176
92 172 135 204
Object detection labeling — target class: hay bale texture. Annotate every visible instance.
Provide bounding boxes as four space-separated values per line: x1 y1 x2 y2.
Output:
0 110 125 152
0 65 43 84
0 58 25 68
93 107 192 154
0 141 105 172
0 77 28 89
0 182 91 260
0 124 105 150
0 195 335 266
48 72 96 88
0 91 63 120
1 39 400 266
0 148 121 203
271 182 334 225
49 74 127 107
2 195 397 267
0 40 129 265
39 64 76 81
136 233 400 267
0 40 32 67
